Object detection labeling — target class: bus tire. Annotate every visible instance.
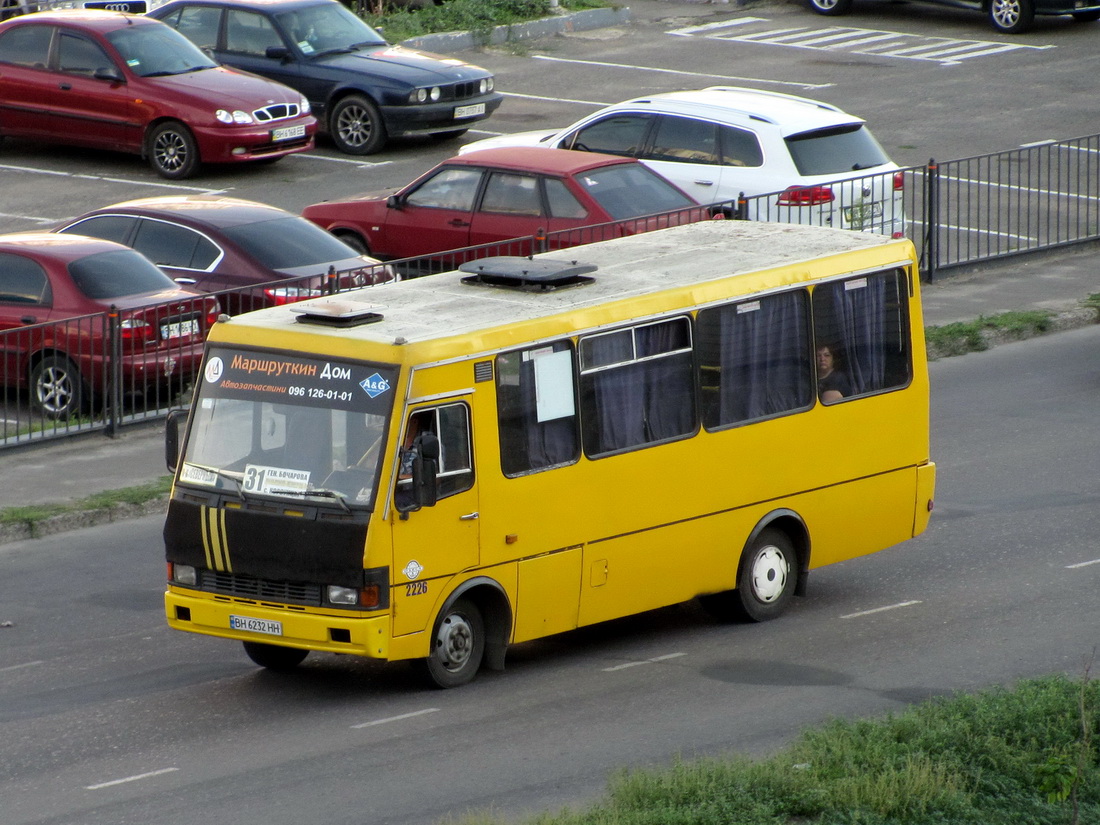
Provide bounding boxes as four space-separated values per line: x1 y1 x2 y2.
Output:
421 598 485 689
734 528 798 622
242 641 309 671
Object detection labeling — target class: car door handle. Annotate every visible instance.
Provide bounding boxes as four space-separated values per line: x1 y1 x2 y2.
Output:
694 180 715 186
447 219 470 227
21 316 37 324
459 512 479 521
59 83 72 91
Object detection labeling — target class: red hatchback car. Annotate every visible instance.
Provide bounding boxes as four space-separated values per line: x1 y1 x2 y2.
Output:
0 233 219 419
0 10 316 179
301 147 702 264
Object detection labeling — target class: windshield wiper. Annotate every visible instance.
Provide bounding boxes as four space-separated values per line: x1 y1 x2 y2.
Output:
314 47 356 57
298 488 351 513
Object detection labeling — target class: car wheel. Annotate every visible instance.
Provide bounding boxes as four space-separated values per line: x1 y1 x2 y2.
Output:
148 121 200 180
430 129 468 141
30 355 86 420
242 641 309 671
332 229 370 255
806 0 854 15
988 0 1034 33
420 598 485 689
330 95 386 155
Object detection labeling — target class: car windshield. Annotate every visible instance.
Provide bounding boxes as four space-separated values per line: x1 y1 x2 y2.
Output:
68 249 180 299
275 3 386 56
180 348 397 509
577 164 696 219
785 124 892 177
107 23 217 77
222 216 363 270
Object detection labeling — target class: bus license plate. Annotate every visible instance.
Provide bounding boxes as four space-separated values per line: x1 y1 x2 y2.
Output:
161 318 199 339
454 103 485 119
230 615 283 636
271 124 306 142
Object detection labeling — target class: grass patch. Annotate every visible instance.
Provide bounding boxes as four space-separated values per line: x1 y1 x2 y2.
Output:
0 476 172 528
926 309 1054 357
367 0 608 45
450 674 1098 825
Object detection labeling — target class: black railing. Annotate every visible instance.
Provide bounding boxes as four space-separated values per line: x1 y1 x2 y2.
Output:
4 133 1098 449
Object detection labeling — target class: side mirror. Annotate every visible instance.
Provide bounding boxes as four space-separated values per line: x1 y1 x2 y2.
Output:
386 194 402 210
165 408 187 472
411 431 439 508
265 46 291 60
94 66 125 84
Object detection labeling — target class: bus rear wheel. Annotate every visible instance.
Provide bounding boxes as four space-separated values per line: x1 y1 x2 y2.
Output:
701 528 798 623
243 641 309 671
421 598 485 689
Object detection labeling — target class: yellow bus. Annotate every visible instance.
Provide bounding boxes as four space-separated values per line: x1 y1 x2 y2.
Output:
163 219 935 688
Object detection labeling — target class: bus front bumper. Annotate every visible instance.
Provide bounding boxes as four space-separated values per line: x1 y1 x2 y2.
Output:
165 587 391 660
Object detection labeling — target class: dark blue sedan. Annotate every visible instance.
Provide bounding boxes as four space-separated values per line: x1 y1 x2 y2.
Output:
150 0 503 154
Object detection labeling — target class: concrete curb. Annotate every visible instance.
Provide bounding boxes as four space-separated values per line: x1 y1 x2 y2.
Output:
0 497 168 545
400 6 633 52
925 307 1097 361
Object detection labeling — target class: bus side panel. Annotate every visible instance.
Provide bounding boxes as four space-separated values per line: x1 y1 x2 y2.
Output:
513 546 583 643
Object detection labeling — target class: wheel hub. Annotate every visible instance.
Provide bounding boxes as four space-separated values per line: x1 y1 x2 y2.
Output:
750 547 789 603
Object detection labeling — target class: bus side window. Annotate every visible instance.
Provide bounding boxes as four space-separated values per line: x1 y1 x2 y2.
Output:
496 342 580 476
697 290 814 429
811 268 911 401
397 404 474 503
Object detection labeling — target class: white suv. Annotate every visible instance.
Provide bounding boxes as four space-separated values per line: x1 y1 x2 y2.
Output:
461 87 905 237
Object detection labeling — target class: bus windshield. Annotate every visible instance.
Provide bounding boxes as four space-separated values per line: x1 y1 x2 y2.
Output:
177 348 397 509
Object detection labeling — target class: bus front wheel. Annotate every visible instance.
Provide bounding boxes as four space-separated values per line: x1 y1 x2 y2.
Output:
243 641 309 671
421 598 485 689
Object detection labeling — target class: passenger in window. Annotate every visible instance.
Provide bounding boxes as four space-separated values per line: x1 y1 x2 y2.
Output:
816 344 851 403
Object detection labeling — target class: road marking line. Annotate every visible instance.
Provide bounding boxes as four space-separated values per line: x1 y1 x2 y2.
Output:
841 600 922 619
530 54 831 90
0 163 225 193
351 707 439 729
0 211 63 225
294 154 391 168
665 18 767 35
86 767 179 790
1067 558 1100 569
602 651 686 672
0 660 44 673
502 90 609 106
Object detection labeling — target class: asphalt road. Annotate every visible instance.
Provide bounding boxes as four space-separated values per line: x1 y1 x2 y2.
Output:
1 325 1097 825
2 0 1099 235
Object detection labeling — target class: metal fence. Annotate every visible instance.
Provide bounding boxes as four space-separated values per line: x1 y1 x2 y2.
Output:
4 133 1098 450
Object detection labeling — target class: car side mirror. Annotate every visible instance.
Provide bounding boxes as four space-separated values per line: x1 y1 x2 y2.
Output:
386 194 403 210
265 46 291 60
94 66 125 84
165 408 187 473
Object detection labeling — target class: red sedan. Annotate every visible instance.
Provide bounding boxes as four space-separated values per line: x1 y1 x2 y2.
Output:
0 233 219 419
301 147 703 265
0 10 316 179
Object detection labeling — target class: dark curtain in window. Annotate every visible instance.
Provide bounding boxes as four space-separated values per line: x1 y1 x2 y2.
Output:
821 275 891 394
517 353 579 470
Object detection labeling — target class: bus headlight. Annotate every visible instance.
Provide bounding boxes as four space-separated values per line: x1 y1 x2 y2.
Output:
172 563 197 586
327 585 359 606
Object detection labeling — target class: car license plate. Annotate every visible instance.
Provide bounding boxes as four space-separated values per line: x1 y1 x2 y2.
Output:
271 124 306 142
843 202 884 223
453 103 485 119
161 318 199 339
230 615 283 636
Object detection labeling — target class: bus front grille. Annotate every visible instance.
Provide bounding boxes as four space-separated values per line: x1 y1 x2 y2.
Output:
200 570 322 607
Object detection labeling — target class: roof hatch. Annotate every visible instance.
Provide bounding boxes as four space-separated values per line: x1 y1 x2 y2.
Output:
459 257 597 291
291 298 384 327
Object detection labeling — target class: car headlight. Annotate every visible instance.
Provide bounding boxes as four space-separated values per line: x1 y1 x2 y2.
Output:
216 109 255 125
408 86 442 104
479 77 493 94
299 95 311 115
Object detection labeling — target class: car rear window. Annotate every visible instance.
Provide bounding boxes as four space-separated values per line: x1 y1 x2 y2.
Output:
784 124 892 177
578 164 695 220
68 249 179 299
221 216 360 269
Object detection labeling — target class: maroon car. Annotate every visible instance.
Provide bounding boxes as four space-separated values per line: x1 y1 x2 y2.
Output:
0 233 220 419
57 195 393 313
0 10 316 179
301 147 704 265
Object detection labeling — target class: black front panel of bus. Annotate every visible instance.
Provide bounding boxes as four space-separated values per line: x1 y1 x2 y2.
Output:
164 499 368 588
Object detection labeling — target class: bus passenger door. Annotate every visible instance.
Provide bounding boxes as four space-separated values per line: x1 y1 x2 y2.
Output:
390 402 479 637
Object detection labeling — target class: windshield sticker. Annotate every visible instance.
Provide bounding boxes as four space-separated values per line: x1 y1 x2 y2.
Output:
298 41 314 53
180 463 218 486
360 372 391 398
204 356 225 384
243 465 310 497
